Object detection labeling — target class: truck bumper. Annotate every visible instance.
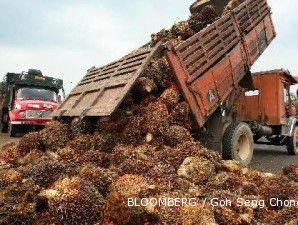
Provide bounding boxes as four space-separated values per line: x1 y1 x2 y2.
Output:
10 121 51 126
10 120 51 132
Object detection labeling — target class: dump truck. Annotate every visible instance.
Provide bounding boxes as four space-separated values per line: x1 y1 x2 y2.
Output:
0 69 64 137
53 0 279 165
236 69 298 156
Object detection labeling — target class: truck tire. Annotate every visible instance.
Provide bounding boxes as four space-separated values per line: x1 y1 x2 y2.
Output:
8 122 17 137
0 113 8 132
222 122 254 165
287 126 298 155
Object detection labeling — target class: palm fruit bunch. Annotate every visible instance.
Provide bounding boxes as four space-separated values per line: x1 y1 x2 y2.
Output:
160 124 194 146
141 57 174 91
189 5 218 32
79 164 118 196
160 86 180 110
104 175 157 224
142 101 170 135
0 142 18 164
17 149 44 166
121 116 144 145
68 133 97 152
283 165 298 182
155 141 204 169
171 21 194 42
146 163 177 191
78 150 109 168
29 158 66 187
132 77 158 99
93 133 116 152
177 156 216 185
40 177 105 225
39 121 71 151
180 202 217 225
112 144 156 175
144 191 216 225
169 102 192 129
0 168 22 188
16 132 45 155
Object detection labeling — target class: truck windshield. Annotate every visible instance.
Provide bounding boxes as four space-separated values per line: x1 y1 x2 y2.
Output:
16 88 57 102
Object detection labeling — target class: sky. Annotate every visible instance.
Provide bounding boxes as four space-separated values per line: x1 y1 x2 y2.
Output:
0 0 297 94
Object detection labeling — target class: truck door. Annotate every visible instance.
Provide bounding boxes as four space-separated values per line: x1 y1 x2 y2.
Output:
7 86 15 110
284 84 296 116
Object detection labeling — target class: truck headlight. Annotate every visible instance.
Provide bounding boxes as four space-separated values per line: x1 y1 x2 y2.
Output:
14 104 22 110
18 111 26 119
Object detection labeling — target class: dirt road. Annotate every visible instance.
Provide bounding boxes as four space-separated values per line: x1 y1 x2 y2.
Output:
0 133 297 173
251 144 298 173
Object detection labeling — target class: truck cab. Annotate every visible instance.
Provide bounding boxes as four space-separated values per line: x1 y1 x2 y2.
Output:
237 69 298 155
0 69 64 137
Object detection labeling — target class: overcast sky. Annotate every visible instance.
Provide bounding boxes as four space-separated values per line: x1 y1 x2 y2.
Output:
0 0 297 94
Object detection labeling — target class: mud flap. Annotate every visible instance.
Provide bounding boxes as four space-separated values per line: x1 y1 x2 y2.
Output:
203 108 223 153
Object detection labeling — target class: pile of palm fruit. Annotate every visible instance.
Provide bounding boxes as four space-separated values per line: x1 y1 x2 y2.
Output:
0 0 297 224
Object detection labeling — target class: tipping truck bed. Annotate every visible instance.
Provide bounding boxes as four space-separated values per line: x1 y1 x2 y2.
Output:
166 0 275 127
52 43 162 118
53 0 275 127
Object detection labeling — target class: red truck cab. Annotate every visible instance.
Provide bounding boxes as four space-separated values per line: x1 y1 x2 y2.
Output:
0 69 64 137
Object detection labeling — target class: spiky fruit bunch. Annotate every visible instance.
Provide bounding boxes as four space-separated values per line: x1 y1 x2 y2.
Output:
283 165 298 182
41 177 105 225
121 116 144 145
178 157 216 184
78 150 109 168
30 158 65 187
68 134 96 152
105 175 156 225
143 101 170 135
160 86 180 109
160 125 193 146
206 172 242 192
0 142 18 163
189 5 218 32
169 102 192 129
40 121 71 151
79 164 118 196
156 141 204 169
17 132 45 155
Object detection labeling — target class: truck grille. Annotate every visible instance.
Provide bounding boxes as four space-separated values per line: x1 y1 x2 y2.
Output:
26 110 52 119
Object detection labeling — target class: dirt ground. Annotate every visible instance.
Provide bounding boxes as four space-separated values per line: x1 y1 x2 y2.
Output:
0 133 19 148
0 133 297 173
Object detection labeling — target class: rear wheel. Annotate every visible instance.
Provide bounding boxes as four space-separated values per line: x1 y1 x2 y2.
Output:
287 126 298 155
8 122 17 137
222 122 254 165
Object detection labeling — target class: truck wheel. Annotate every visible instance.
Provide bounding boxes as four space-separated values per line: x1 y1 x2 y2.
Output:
0 113 8 132
287 126 298 155
0 122 8 133
8 122 17 137
222 122 254 165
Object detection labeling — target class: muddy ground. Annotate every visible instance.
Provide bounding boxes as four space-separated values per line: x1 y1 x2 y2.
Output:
0 133 297 173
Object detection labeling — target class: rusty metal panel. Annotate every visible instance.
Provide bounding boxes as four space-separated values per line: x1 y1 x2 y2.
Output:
175 12 240 83
53 43 162 118
242 13 275 65
234 0 271 34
